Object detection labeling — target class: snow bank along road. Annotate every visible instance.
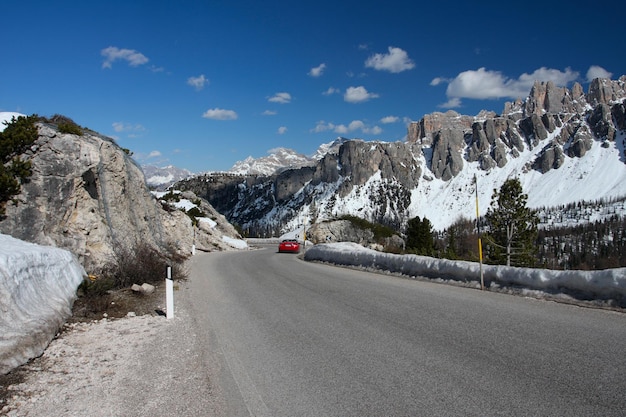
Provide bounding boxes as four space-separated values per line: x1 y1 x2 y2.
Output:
188 246 626 416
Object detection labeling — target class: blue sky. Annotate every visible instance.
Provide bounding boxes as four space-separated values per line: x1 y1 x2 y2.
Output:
1 0 623 172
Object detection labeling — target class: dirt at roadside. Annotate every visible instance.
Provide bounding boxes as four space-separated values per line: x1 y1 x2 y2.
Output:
0 283 188 416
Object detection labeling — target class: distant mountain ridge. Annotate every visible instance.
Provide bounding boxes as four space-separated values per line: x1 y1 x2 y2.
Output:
175 75 626 234
142 164 193 190
143 138 350 188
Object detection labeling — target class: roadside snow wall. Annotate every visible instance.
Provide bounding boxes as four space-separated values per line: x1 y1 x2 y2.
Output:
304 242 626 305
0 234 85 374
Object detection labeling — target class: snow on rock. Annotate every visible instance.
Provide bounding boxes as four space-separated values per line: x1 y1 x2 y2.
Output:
0 234 85 374
222 235 248 249
304 242 626 304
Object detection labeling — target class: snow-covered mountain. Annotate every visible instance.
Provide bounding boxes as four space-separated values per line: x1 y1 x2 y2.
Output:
142 164 193 190
228 139 351 176
176 76 626 235
228 147 316 176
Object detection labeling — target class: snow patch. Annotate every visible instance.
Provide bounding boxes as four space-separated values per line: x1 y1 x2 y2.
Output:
0 234 86 374
222 235 248 249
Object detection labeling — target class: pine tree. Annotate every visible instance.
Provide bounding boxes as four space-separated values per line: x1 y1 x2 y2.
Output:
0 114 38 216
484 178 539 266
405 216 434 256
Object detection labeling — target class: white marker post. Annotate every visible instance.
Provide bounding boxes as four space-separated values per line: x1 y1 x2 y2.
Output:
192 226 196 256
166 266 174 319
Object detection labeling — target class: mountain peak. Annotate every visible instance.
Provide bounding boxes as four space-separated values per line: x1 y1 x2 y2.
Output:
229 148 315 176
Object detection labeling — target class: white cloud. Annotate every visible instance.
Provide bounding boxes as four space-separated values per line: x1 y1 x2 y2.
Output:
311 121 336 133
348 120 365 131
309 63 326 77
334 124 349 134
147 150 162 158
370 125 383 135
112 122 145 134
202 108 238 120
268 92 292 104
436 67 581 107
344 86 379 103
380 116 399 124
430 77 449 86
277 126 288 134
586 65 613 82
262 110 277 116
101 46 149 69
187 74 209 91
438 97 462 109
365 46 415 73
311 119 381 135
322 87 340 96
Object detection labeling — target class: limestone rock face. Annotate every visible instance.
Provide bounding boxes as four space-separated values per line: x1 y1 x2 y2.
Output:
588 104 616 141
407 110 474 145
431 129 464 181
587 76 626 106
336 140 421 190
0 123 227 270
308 220 374 245
523 80 586 116
307 219 404 251
533 141 566 173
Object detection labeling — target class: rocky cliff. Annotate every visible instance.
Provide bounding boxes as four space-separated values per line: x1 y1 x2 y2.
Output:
409 76 626 178
0 119 240 271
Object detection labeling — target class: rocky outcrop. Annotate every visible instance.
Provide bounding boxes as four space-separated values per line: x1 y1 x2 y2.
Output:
568 124 594 157
307 219 404 251
407 110 474 145
522 80 587 116
587 76 626 106
0 122 238 271
431 129 464 180
533 141 565 173
588 104 616 141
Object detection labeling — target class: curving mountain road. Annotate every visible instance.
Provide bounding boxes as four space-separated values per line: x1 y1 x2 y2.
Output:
187 246 626 416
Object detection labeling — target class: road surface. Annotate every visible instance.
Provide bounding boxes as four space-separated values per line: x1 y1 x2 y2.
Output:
187 246 626 416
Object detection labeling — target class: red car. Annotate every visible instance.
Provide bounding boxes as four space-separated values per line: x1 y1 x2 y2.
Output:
278 239 301 253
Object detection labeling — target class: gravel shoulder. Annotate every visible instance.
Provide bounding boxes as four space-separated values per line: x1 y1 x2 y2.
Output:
0 279 225 417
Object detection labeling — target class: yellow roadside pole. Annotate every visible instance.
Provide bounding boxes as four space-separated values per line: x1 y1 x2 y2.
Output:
475 175 485 290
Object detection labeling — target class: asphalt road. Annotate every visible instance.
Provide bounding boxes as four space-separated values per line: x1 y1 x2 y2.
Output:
187 246 626 416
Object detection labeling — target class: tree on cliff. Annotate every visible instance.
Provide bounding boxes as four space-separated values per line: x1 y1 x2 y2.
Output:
0 115 38 216
484 178 538 266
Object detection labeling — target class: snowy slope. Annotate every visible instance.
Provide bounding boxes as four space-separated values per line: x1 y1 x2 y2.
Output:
408 129 626 230
273 129 625 233
0 234 85 374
